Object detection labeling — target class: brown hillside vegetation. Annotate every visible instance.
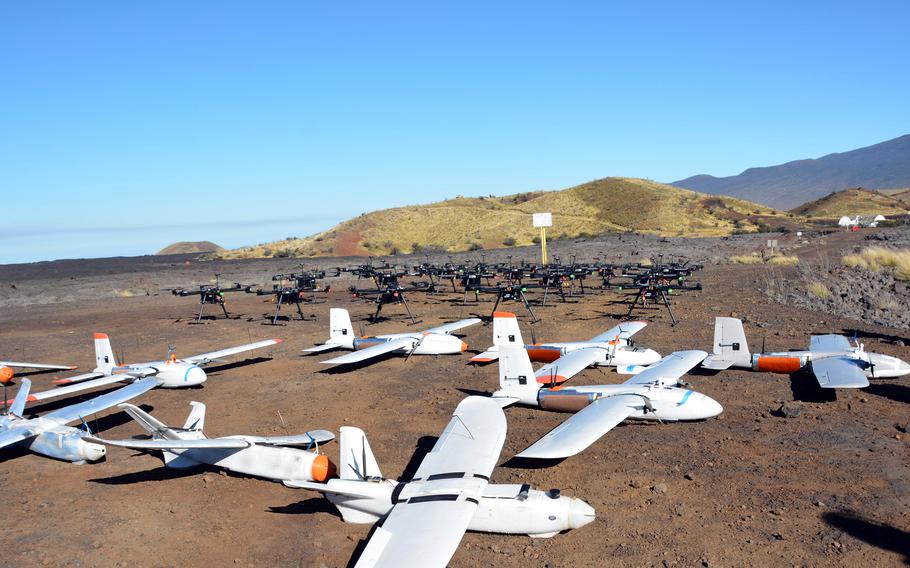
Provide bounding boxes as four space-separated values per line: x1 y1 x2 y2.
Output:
156 241 224 255
218 177 785 259
788 188 908 218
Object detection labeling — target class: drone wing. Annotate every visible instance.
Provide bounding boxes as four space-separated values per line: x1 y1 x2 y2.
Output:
18 374 142 405
354 396 505 568
183 339 283 365
809 334 853 353
423 318 482 335
0 361 76 371
622 350 707 385
589 321 648 343
0 427 39 450
302 343 345 353
320 337 414 365
53 371 107 385
84 436 251 450
41 378 159 425
515 394 642 459
534 348 603 385
810 357 870 389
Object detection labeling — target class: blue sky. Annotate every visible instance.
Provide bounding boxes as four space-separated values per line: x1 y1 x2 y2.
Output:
2 1 908 263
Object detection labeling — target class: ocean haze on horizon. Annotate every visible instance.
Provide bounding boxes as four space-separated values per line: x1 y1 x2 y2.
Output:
0 216 341 265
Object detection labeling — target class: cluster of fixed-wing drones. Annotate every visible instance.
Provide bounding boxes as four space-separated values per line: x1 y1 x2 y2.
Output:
3 301 907 567
168 255 704 326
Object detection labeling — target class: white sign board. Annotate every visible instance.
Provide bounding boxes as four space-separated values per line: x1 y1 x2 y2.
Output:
533 212 552 228
766 239 778 249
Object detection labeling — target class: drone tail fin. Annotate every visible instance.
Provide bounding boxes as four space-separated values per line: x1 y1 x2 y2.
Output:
182 401 206 432
492 311 524 347
493 345 540 406
339 426 382 480
709 317 751 367
93 333 117 374
329 308 356 349
9 379 32 417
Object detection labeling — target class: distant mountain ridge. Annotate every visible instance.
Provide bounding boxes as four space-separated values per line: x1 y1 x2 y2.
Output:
672 134 910 209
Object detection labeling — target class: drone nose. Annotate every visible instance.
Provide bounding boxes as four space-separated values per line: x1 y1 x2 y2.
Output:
461 341 469 352
568 498 596 529
186 366 207 385
703 394 724 418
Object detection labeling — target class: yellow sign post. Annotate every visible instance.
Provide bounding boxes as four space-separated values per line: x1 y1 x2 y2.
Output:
532 213 552 265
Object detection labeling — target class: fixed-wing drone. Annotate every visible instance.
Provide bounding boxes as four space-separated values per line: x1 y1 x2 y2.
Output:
16 333 282 404
471 312 661 385
285 396 595 568
0 377 157 463
702 317 910 388
493 346 722 459
305 308 480 366
86 402 336 483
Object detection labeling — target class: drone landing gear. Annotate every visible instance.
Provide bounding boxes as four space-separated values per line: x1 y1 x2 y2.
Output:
625 288 679 326
267 295 307 326
193 301 230 324
491 288 540 324
371 293 418 325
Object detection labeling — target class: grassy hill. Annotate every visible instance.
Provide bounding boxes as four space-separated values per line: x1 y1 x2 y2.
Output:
157 241 224 255
218 178 786 259
788 188 909 218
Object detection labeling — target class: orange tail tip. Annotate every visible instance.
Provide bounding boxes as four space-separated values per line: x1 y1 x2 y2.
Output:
311 454 338 482
272 339 285 344
492 311 517 318
93 332 109 340
537 374 568 385
53 378 73 385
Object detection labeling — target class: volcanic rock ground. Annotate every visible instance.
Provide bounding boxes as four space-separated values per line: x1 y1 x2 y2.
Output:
0 229 908 567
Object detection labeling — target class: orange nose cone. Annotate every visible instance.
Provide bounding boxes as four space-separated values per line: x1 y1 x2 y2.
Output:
310 454 337 482
0 367 13 384
461 341 469 352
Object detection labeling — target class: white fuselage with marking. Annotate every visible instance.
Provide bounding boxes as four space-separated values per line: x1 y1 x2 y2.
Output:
500 383 723 422
314 478 595 537
733 349 910 378
115 360 207 387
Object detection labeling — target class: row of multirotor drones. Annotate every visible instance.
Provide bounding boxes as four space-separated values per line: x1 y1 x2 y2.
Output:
3 313 906 567
169 255 703 325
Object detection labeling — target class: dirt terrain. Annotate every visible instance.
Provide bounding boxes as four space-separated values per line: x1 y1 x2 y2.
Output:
1 229 908 568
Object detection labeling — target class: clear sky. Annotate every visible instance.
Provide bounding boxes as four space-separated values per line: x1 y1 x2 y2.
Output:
2 1 908 263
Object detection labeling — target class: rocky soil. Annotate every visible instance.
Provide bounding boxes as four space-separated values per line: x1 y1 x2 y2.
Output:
0 227 907 567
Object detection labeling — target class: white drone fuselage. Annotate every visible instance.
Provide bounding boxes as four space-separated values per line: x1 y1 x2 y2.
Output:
741 350 910 378
525 341 661 370
160 432 330 482
318 477 595 538
353 333 467 356
0 416 106 463
498 382 723 423
114 360 208 388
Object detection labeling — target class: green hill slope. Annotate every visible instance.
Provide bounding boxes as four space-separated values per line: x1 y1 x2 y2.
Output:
220 177 785 259
789 188 908 218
